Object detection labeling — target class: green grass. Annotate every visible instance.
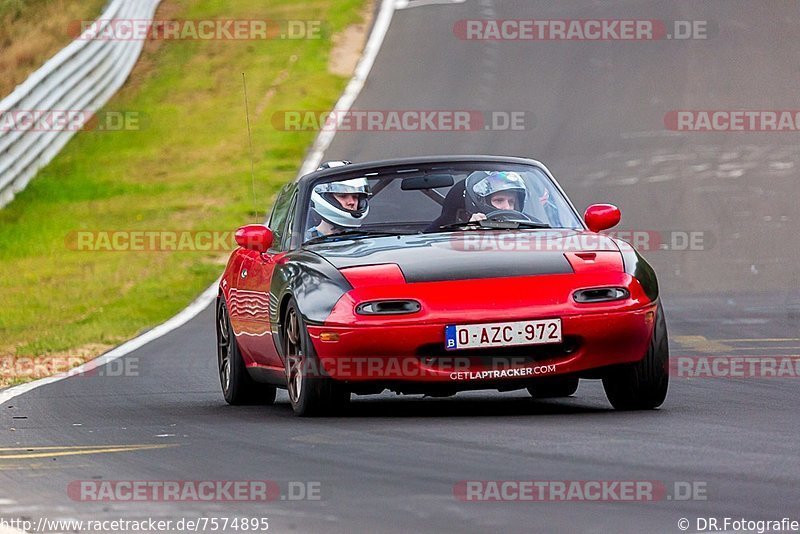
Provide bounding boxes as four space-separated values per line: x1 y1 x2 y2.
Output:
0 0 368 373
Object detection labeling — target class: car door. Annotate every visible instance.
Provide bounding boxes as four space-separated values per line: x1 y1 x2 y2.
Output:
235 185 296 369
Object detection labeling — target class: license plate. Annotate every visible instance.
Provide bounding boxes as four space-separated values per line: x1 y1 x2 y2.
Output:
445 319 562 350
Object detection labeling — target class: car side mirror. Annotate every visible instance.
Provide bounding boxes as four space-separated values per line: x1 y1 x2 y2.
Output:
584 204 621 232
235 224 274 252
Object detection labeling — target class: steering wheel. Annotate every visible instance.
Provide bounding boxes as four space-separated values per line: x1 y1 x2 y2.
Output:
484 209 534 222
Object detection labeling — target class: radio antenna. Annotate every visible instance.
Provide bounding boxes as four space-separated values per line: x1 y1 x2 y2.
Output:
242 72 259 221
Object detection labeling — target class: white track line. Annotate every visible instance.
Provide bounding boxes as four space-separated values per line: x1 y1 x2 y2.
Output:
298 0 397 176
0 0 397 408
395 0 466 10
0 282 218 406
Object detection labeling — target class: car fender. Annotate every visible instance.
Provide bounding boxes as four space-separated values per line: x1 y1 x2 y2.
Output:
270 250 353 329
615 240 659 302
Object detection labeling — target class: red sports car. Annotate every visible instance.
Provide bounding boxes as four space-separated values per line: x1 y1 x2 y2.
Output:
216 156 668 416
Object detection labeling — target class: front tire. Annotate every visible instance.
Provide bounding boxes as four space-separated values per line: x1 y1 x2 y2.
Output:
283 299 350 417
602 303 669 410
217 298 277 405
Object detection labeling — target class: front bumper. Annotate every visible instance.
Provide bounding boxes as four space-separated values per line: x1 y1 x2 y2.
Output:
306 272 657 386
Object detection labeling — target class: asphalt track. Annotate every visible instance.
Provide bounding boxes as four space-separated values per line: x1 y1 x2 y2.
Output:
2 1 799 533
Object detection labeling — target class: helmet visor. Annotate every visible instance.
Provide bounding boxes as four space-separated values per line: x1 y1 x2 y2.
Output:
314 177 371 196
470 171 526 198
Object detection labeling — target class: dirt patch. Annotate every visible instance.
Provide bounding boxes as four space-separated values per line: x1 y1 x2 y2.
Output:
0 343 115 388
328 3 375 77
255 55 298 119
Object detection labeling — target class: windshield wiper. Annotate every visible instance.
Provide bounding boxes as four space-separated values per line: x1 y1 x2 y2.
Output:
304 229 402 245
435 219 551 232
508 220 552 229
435 220 488 231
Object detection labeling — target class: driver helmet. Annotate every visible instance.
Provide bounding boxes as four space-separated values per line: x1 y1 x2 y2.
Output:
310 177 371 228
465 171 528 215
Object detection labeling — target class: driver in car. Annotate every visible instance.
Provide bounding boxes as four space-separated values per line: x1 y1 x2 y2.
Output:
305 178 371 241
466 170 528 221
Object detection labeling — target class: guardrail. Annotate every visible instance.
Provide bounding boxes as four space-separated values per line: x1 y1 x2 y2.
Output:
0 0 162 208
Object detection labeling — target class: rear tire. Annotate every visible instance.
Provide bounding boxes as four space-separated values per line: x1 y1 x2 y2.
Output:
602 303 669 410
217 299 277 406
527 376 579 398
283 299 350 417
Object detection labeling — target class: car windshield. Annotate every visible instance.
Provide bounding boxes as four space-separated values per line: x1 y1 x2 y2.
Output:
301 163 583 243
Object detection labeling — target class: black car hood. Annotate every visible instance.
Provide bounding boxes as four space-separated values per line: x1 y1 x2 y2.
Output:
305 231 620 283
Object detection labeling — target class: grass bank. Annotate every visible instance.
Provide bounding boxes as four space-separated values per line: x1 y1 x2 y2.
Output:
0 0 370 386
0 0 107 96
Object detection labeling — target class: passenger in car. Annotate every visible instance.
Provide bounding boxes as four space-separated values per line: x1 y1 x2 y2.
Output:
465 171 528 221
425 171 530 231
305 178 372 241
